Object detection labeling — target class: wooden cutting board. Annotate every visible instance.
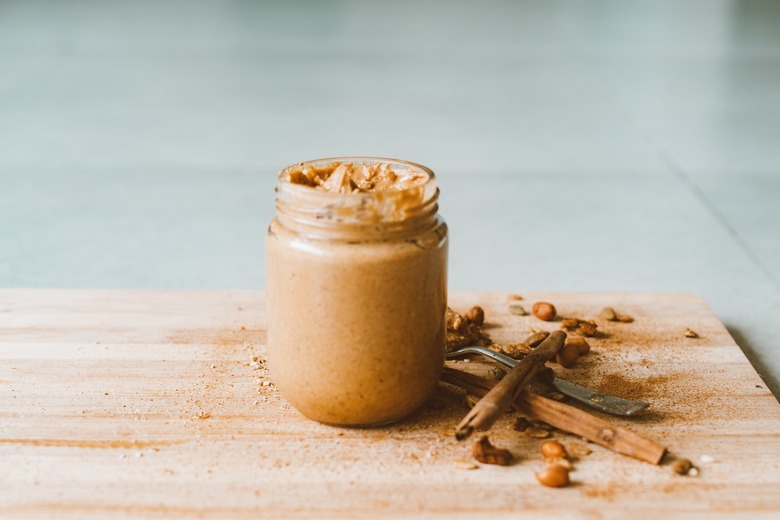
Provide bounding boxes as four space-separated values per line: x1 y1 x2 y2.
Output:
1 290 779 519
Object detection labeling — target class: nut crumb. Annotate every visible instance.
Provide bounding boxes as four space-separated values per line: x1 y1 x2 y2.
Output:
526 427 551 439
566 442 592 458
507 294 523 301
493 342 532 360
446 307 492 351
509 304 528 316
561 318 598 337
453 460 479 470
472 436 514 466
684 328 699 338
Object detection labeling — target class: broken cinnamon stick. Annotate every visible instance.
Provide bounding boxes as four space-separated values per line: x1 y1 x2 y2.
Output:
442 367 666 464
453 330 566 440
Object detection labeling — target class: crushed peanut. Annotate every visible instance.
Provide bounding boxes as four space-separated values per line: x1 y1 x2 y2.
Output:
446 307 492 351
561 318 598 337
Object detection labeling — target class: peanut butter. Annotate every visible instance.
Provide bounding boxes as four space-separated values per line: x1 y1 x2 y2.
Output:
286 161 428 193
266 157 448 426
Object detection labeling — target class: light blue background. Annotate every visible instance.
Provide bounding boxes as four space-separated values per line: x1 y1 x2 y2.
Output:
1 0 778 395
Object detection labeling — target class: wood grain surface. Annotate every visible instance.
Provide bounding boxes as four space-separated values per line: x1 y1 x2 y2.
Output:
1 290 779 519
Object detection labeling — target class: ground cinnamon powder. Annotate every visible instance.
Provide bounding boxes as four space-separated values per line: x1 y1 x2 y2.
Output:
594 373 673 401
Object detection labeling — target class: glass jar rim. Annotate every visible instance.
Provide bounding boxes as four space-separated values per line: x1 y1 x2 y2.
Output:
277 156 436 197
274 157 440 239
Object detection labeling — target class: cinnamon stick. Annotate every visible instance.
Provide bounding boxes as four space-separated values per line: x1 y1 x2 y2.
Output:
442 367 666 464
453 330 566 440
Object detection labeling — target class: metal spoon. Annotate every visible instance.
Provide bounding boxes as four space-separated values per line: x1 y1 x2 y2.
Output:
446 345 649 416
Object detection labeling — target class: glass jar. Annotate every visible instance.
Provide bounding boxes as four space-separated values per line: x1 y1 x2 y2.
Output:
265 157 448 426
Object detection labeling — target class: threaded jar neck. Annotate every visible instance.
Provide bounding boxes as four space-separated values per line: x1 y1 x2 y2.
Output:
274 157 440 241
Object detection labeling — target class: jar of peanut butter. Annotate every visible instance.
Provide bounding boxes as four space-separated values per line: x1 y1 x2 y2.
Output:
266 157 448 426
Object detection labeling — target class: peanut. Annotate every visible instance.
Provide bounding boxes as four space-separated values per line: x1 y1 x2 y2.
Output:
465 305 485 326
540 440 567 459
536 464 570 488
565 336 590 355
532 302 557 321
556 343 579 368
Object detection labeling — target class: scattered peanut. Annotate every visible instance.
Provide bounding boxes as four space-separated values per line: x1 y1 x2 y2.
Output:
532 302 557 321
599 307 618 321
561 318 598 337
525 331 550 348
684 328 699 338
495 342 532 359
465 305 485 327
536 464 571 488
600 307 633 322
509 304 528 316
565 336 590 355
472 436 514 466
672 458 694 476
556 343 579 368
566 442 592 458
540 440 568 459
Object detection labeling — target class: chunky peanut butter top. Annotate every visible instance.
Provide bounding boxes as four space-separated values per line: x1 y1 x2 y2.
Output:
286 161 428 193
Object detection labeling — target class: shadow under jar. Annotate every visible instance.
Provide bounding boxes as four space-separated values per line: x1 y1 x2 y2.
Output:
266 157 448 426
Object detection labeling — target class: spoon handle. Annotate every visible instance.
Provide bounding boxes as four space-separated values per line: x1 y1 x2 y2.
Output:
445 346 649 416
